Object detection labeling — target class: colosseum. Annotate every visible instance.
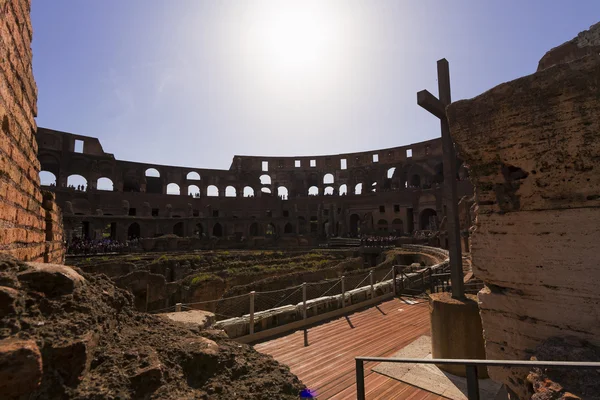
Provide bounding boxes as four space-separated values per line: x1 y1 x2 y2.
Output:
36 127 472 247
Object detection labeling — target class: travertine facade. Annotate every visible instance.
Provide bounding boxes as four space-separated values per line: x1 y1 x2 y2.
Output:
0 0 64 263
37 128 472 243
447 22 600 397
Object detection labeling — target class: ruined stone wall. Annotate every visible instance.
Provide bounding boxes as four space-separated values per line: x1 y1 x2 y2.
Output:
447 23 600 397
0 0 64 263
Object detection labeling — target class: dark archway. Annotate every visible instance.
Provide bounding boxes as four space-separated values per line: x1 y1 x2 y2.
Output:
410 174 421 188
128 222 140 239
173 222 184 237
420 209 437 230
284 222 294 234
391 218 403 234
349 214 360 236
212 223 223 237
194 223 204 237
297 217 307 234
266 223 276 236
249 222 259 236
102 222 117 240
377 219 388 232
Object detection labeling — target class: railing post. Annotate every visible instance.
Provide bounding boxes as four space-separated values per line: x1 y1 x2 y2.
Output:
369 270 374 299
341 276 346 308
302 282 307 320
392 266 397 295
249 291 255 335
175 303 182 312
356 359 365 400
465 364 480 400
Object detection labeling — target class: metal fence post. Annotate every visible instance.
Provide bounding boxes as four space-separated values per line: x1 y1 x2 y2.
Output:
341 276 346 308
249 291 255 335
465 364 480 400
175 303 182 312
356 359 365 400
392 266 397 295
369 270 374 299
302 283 307 320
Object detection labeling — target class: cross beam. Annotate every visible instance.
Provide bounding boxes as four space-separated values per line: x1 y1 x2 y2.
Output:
417 58 465 299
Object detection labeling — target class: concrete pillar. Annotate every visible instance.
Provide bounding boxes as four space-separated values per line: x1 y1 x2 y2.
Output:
429 292 488 378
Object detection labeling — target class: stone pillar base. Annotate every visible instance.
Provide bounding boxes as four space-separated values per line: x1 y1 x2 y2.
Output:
429 292 488 378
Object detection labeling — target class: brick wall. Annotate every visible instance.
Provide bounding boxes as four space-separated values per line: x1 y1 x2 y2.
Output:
0 0 64 263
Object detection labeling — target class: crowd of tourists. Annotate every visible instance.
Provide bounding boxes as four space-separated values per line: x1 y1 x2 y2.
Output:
67 238 139 255
360 235 400 247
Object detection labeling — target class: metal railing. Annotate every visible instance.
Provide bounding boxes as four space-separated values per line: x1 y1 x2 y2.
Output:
355 357 600 400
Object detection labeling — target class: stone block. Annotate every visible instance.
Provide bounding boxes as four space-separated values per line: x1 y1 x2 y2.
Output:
0 338 43 397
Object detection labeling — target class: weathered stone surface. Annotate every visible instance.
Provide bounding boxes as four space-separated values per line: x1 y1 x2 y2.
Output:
538 21 600 71
158 309 216 329
0 286 19 317
18 262 85 296
129 347 164 397
0 338 43 397
45 331 99 386
447 24 600 398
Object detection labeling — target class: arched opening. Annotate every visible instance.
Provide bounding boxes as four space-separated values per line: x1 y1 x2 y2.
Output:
298 216 307 234
194 223 204 237
371 182 377 193
339 184 347 196
102 222 117 239
260 174 271 185
97 177 114 191
249 222 259 236
166 183 180 195
391 218 403 234
207 185 219 197
310 216 318 233
128 222 141 239
123 172 140 192
387 167 396 179
212 223 223 237
349 214 361 236
186 171 201 180
323 173 334 184
266 223 276 236
354 183 363 195
377 219 388 232
410 174 421 188
67 174 87 191
324 186 334 195
173 221 184 237
261 187 272 194
323 219 330 236
225 186 236 197
145 168 160 177
284 222 294 234
277 186 289 199
420 208 437 230
433 163 444 184
243 186 255 197
39 171 56 186
188 184 200 197
308 186 319 196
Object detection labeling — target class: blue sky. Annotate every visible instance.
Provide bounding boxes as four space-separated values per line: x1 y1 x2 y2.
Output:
32 1 600 170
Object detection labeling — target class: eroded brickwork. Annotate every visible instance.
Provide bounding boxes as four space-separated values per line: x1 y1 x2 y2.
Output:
447 23 600 398
0 0 64 263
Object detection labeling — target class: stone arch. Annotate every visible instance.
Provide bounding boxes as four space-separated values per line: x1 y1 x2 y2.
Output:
377 219 388 232
266 222 276 236
339 184 347 195
391 218 403 234
167 183 180 195
188 184 200 197
419 208 437 230
187 171 201 180
194 223 204 237
249 222 259 236
323 173 334 184
277 186 289 199
349 214 361 236
284 222 294 234
260 174 271 185
324 186 334 195
97 177 114 191
244 186 255 197
102 222 117 240
387 167 396 179
261 187 272 194
173 221 184 237
354 183 363 195
298 216 307 234
128 222 141 239
410 174 421 188
145 168 160 177
67 174 87 190
212 223 223 237
225 186 236 197
308 186 319 196
39 171 56 186
207 185 219 197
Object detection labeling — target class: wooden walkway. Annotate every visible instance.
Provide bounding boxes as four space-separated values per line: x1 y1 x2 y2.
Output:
254 298 445 400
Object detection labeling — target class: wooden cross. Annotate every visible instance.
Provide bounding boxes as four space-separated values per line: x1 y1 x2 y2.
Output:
417 59 465 299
